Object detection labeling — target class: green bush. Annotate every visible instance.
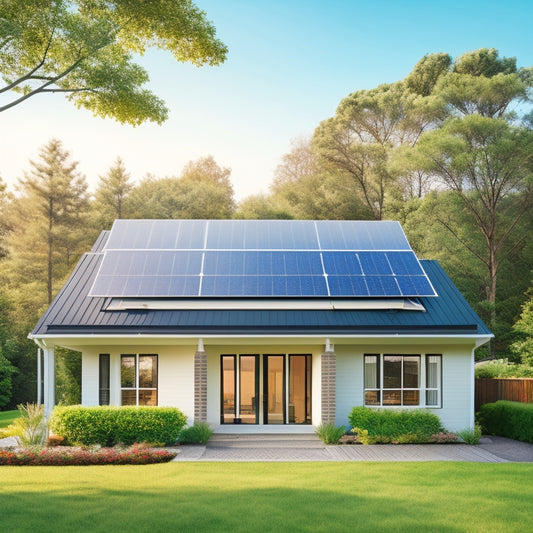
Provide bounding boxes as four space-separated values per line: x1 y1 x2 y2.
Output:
475 360 533 378
478 401 533 444
316 423 346 444
179 422 213 444
49 406 187 446
348 406 443 442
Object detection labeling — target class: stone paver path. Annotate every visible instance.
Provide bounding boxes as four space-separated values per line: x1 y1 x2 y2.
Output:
173 442 507 462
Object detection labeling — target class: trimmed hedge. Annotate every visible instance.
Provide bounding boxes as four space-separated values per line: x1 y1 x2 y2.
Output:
478 400 533 444
49 406 187 446
348 406 443 441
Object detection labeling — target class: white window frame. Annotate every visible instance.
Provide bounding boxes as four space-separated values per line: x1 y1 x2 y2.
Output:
364 353 442 408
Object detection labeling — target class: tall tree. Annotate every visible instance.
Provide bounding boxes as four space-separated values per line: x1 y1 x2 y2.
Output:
272 137 373 219
7 139 89 303
0 0 227 124
92 156 134 230
415 117 533 334
313 82 444 219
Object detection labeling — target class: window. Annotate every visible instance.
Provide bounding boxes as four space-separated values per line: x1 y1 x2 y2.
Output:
364 354 441 408
99 354 110 405
121 354 158 406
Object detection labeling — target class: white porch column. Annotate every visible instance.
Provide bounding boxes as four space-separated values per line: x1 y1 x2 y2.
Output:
37 348 42 405
43 346 55 416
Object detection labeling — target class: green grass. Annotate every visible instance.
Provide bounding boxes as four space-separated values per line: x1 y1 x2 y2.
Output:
1 462 532 532
0 410 18 428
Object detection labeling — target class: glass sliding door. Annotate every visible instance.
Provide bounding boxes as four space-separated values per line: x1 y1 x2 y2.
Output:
239 355 259 424
221 355 236 423
289 355 312 424
221 354 259 424
264 355 285 424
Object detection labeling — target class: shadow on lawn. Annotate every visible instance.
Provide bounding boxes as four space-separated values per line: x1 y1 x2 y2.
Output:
1 472 528 533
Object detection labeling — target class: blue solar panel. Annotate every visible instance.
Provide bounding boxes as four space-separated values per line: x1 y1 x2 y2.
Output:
358 252 393 275
105 220 207 250
206 220 318 249
328 276 369 296
200 275 328 296
387 251 424 276
316 220 411 250
91 219 437 298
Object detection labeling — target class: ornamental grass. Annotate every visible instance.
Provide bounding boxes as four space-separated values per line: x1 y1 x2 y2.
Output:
0 443 177 466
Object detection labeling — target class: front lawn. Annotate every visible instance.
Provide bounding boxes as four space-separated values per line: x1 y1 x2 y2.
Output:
0 410 18 428
1 462 532 532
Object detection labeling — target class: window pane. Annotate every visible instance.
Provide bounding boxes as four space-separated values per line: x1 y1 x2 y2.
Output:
365 390 381 405
403 356 420 388
403 390 420 406
364 355 379 389
383 356 401 388
121 389 136 405
139 390 157 406
99 354 110 406
426 355 440 388
426 389 439 406
383 390 401 405
139 355 157 388
222 355 235 423
121 355 136 388
240 355 258 424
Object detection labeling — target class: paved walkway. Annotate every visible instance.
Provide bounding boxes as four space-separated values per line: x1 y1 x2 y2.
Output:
172 436 533 463
2 435 532 463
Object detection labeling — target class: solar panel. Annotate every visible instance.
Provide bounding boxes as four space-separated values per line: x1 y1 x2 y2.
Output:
105 219 207 250
316 220 411 250
89 220 437 298
206 220 318 249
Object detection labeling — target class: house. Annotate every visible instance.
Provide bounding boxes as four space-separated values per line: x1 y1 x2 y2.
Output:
30 219 492 432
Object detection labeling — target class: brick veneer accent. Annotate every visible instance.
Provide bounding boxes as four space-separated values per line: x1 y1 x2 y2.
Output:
321 351 336 425
194 351 207 422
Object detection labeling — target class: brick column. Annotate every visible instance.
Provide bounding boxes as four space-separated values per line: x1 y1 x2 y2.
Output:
321 350 336 425
194 351 207 422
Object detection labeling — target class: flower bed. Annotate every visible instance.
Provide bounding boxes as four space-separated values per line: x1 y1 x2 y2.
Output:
0 444 177 466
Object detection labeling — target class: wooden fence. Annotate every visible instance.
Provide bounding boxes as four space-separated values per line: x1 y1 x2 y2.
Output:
475 378 533 412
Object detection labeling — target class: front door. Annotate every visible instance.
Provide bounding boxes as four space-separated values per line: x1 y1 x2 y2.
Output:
263 355 285 424
221 354 311 425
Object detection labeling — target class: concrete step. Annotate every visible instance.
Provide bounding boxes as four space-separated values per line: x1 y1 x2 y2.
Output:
207 433 324 449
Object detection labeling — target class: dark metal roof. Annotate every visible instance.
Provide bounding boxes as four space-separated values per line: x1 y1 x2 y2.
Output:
31 230 491 338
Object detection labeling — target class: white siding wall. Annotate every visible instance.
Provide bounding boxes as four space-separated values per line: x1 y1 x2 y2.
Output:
335 343 475 432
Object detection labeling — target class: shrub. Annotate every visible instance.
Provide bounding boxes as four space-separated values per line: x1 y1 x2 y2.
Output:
49 406 187 446
316 423 346 444
478 401 533 444
457 424 482 445
0 444 177 466
348 406 443 442
475 360 533 378
179 422 213 444
0 403 47 446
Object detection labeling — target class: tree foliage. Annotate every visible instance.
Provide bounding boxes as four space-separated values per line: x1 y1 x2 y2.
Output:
6 139 90 304
0 0 227 124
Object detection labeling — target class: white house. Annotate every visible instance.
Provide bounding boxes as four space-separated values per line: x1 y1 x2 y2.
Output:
30 219 491 432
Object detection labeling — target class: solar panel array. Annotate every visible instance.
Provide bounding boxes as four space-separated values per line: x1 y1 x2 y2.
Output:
89 220 437 298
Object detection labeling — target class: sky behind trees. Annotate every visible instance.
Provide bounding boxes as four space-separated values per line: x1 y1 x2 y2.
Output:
1 0 532 200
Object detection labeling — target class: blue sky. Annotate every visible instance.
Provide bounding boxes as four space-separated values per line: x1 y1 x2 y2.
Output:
1 0 532 200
